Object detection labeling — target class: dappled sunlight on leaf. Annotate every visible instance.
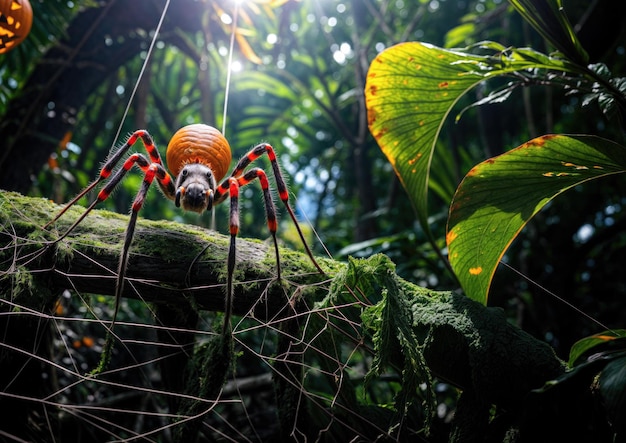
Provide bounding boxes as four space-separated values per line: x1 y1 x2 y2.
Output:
364 41 581 245
446 135 626 304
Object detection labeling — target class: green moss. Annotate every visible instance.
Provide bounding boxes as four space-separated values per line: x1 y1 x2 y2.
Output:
8 266 35 299
2 265 56 311
173 333 234 442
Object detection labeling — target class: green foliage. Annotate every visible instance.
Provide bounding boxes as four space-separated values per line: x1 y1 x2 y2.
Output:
323 253 572 439
364 1 626 438
569 329 626 367
316 254 436 437
365 7 626 304
529 329 626 440
366 40 591 266
508 0 589 64
352 255 435 427
448 135 626 303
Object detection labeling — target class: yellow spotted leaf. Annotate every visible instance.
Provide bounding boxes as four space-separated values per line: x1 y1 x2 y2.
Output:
447 135 626 304
365 41 580 244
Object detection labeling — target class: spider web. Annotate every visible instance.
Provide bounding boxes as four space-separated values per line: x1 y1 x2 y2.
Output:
0 197 438 442
0 2 450 441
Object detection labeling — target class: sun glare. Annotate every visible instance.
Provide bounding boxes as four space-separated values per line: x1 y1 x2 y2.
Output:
230 60 243 72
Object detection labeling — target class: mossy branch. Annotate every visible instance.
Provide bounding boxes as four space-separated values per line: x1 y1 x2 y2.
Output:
1 190 569 440
0 190 333 318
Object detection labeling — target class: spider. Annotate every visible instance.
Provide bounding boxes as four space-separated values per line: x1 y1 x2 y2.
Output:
45 124 324 339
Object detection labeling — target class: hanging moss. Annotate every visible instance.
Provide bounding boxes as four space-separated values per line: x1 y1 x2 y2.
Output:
1 191 571 441
173 333 234 443
1 264 57 312
319 254 566 440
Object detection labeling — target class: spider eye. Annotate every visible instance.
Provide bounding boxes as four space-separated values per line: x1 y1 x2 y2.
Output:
206 170 213 179
181 168 188 177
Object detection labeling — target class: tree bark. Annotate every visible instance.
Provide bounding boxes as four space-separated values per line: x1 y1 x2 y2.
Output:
0 190 569 440
0 188 565 372
0 190 329 318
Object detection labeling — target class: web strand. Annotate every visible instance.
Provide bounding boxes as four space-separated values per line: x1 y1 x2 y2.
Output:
110 0 171 151
222 2 240 137
500 261 612 332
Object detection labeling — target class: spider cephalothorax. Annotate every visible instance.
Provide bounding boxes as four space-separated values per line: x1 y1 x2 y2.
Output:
45 124 323 349
174 163 216 212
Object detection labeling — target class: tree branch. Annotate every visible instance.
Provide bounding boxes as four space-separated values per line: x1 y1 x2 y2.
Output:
0 190 569 440
0 190 331 318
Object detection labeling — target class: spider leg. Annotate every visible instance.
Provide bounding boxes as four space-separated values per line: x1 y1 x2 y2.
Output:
90 156 173 374
218 168 281 334
226 143 324 275
44 130 169 234
223 177 239 335
112 161 172 323
44 129 174 374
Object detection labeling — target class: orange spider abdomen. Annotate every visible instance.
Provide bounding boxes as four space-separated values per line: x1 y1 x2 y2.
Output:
166 124 232 182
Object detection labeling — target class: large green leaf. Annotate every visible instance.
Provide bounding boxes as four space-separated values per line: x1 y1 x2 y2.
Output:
365 41 581 244
446 135 626 304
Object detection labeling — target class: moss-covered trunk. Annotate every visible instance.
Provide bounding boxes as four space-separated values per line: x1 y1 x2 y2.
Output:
0 190 569 442
0 190 329 315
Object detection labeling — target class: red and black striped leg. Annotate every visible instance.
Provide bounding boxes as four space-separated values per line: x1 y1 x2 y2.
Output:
49 153 152 243
216 167 282 271
45 130 167 233
242 168 281 277
223 177 239 335
91 162 172 375
218 168 283 335
265 146 324 274
43 136 132 230
229 143 324 275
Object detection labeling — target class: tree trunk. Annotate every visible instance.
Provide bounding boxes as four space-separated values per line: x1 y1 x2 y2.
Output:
0 190 326 316
0 190 568 441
